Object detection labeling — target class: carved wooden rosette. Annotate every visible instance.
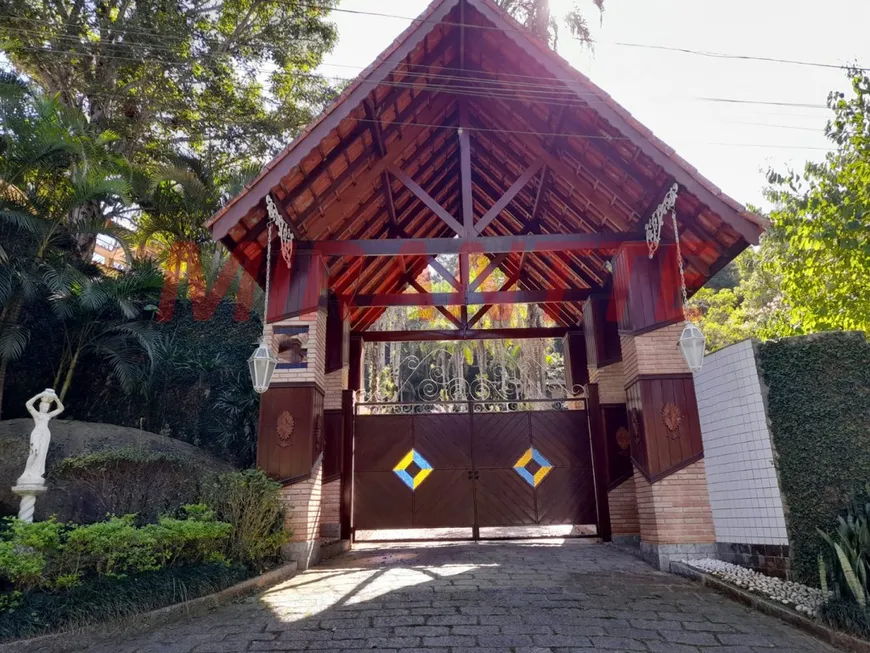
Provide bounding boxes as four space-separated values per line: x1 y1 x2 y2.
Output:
626 375 703 484
257 384 325 483
661 402 683 440
276 412 295 448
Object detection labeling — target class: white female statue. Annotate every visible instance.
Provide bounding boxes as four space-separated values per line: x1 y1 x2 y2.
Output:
12 389 64 522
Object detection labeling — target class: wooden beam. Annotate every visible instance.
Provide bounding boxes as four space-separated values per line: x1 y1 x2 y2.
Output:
307 233 636 257
469 253 508 291
585 383 611 542
339 389 354 541
459 128 473 236
427 256 460 290
467 271 518 329
340 287 589 307
409 279 462 329
475 159 544 235
356 327 570 342
389 165 465 236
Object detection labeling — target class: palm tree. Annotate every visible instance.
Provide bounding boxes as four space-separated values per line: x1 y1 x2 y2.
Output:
50 258 164 401
134 155 259 307
0 75 133 415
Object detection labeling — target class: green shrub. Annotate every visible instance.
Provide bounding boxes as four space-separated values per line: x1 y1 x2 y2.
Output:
0 562 251 642
63 515 161 578
0 509 233 594
52 448 203 523
818 487 870 607
0 518 65 591
201 469 288 567
144 505 232 567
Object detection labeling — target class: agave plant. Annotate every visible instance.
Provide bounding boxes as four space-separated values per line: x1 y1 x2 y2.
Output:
818 486 870 609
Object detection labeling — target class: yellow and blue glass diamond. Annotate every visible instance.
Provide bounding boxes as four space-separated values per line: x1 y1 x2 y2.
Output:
393 449 433 490
514 447 553 488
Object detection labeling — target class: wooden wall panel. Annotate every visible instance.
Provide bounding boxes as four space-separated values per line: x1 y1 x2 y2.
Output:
602 404 632 490
322 409 343 482
267 251 328 323
583 295 622 368
563 331 589 391
257 384 323 483
627 375 703 483
613 243 682 333
348 336 364 391
325 298 350 373
626 381 647 478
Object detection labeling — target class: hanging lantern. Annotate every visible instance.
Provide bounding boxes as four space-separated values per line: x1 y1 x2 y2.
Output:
678 322 706 373
249 213 285 394
248 336 278 394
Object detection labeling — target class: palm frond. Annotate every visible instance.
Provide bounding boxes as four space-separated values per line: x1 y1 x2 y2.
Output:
0 322 29 362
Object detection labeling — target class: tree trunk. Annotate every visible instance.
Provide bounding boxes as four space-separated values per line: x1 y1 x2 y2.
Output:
59 346 82 402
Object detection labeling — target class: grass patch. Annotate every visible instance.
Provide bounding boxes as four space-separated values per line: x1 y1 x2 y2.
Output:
0 562 252 642
819 597 870 640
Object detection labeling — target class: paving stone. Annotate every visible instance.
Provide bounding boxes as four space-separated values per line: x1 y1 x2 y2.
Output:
589 635 648 650
661 629 720 645
71 541 837 653
531 634 593 647
421 635 477 646
717 632 777 646
393 626 449 636
645 642 701 653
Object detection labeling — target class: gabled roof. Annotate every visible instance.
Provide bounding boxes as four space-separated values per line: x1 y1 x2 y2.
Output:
208 0 765 331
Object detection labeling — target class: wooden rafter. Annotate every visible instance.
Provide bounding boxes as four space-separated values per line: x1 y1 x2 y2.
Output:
305 232 636 257
340 288 590 307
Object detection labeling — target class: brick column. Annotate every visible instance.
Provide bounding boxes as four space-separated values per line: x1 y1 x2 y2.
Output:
260 308 327 570
613 243 715 570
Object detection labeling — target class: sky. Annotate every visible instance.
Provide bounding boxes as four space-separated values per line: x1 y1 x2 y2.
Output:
318 0 870 211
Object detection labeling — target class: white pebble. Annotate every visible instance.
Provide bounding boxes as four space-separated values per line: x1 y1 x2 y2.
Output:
681 558 831 616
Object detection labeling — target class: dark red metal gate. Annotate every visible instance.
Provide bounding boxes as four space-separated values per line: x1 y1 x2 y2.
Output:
353 402 597 535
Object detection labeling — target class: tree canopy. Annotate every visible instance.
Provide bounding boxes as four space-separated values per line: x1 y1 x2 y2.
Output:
0 0 339 163
764 71 870 334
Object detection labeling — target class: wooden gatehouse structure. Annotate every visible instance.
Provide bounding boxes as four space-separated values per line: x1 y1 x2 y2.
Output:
208 0 765 569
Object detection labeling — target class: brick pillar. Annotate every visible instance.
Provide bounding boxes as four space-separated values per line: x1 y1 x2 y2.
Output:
612 243 715 569
621 324 715 569
263 308 327 570
280 458 323 569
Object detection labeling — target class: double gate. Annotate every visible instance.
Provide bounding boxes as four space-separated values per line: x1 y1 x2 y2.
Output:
353 401 598 535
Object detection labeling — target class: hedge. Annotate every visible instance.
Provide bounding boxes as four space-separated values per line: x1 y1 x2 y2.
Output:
757 331 870 585
0 562 250 642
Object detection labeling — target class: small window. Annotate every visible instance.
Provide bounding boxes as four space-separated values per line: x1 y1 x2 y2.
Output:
92 253 106 265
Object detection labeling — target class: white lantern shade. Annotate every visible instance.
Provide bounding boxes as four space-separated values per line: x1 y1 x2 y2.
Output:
678 322 706 373
248 337 278 394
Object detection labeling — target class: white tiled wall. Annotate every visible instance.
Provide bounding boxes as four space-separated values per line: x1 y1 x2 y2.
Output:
693 339 789 546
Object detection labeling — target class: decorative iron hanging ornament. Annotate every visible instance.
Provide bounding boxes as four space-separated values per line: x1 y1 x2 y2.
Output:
645 183 706 373
645 183 678 259
248 196 295 394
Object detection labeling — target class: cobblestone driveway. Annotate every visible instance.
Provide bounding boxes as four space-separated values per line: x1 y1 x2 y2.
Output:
84 540 834 653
